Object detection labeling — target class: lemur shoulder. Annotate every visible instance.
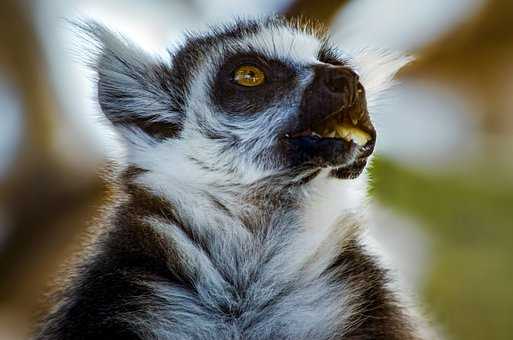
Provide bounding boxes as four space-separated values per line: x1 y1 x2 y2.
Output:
35 17 428 340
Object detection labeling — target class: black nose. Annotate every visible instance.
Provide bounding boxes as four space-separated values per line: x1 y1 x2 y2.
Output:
321 65 360 105
297 64 365 129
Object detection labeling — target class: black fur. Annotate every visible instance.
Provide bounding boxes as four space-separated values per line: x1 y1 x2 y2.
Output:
212 53 297 115
36 178 418 339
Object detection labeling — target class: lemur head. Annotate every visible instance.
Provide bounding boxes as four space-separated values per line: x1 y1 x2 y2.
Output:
84 17 409 186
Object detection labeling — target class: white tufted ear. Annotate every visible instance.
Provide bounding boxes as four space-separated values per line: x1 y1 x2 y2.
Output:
350 49 413 109
77 21 183 143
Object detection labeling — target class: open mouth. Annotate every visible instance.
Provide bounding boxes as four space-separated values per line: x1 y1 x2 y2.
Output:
284 100 376 177
287 109 375 147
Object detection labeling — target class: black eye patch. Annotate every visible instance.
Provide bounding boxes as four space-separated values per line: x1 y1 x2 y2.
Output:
211 53 297 116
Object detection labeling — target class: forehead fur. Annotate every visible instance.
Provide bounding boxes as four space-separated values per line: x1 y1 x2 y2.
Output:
170 17 329 108
176 17 328 64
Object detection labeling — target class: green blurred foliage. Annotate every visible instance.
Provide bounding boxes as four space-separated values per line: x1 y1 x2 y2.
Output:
371 158 513 340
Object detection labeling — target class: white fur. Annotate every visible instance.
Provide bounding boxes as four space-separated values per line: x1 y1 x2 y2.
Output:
132 202 357 340
240 25 322 65
347 49 413 110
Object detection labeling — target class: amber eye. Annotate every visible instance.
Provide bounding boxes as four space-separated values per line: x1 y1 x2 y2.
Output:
233 65 265 87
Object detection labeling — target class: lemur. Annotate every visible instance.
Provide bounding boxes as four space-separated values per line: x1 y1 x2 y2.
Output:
35 17 426 339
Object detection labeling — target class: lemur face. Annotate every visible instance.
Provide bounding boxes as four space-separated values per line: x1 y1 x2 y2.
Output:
208 42 375 179
87 17 408 183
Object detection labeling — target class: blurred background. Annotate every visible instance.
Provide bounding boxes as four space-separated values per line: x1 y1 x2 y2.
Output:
0 0 512 339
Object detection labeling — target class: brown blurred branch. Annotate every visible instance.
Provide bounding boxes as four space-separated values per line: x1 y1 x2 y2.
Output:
0 0 105 336
406 0 513 135
283 0 350 25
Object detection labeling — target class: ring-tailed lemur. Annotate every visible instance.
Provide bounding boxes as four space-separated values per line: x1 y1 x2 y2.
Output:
35 17 426 339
